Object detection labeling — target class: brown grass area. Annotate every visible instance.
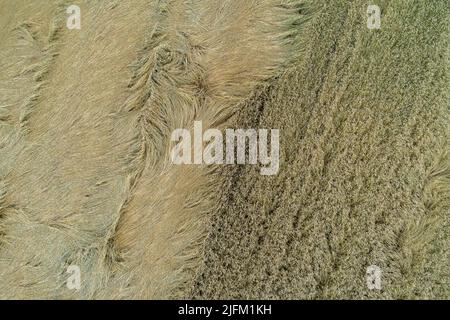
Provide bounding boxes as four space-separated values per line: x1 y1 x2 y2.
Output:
0 0 313 299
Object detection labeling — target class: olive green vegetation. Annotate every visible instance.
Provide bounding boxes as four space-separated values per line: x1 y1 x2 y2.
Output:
191 0 449 299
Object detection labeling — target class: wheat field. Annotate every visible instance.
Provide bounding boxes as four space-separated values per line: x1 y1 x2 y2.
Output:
0 0 448 299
